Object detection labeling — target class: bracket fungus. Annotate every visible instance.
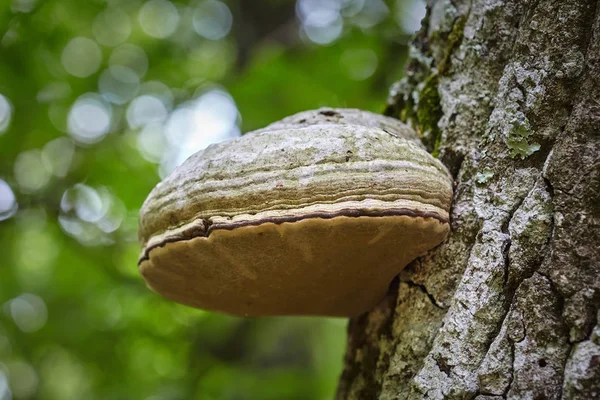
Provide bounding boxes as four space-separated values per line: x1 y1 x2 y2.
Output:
138 108 453 317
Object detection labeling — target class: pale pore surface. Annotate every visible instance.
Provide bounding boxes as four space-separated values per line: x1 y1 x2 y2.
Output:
139 215 450 317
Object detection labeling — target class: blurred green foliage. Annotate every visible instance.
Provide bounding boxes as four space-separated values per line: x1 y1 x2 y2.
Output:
0 0 418 398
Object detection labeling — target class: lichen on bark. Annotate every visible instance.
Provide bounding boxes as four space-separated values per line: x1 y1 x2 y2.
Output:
338 0 600 399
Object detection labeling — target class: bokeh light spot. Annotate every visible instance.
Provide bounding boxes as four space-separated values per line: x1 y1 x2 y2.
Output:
138 0 180 39
15 226 58 290
36 81 72 103
93 7 132 47
99 66 140 105
340 48 378 80
14 150 52 193
137 123 168 163
162 89 240 176
6 361 38 399
95 187 125 234
0 372 10 400
0 94 12 134
192 0 233 40
297 0 344 45
127 95 169 129
47 103 69 132
8 294 48 333
67 94 112 145
40 348 90 399
351 0 388 28
87 289 124 330
61 184 105 223
296 0 339 20
109 44 149 78
42 137 75 178
61 37 102 78
139 81 174 109
395 0 426 34
59 184 124 246
340 0 365 17
11 0 37 13
0 180 18 221
186 41 235 80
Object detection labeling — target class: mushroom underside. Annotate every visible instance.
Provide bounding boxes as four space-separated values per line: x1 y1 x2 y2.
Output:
139 214 449 317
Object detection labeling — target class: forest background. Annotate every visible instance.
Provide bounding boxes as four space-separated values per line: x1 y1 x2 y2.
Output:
0 0 424 399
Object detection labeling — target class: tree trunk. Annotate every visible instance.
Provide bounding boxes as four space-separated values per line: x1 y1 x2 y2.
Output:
336 0 600 399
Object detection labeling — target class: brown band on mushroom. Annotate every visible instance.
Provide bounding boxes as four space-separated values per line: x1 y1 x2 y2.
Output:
138 218 208 262
138 207 449 265
206 207 449 233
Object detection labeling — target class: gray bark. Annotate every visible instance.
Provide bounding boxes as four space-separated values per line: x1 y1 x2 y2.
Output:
336 0 600 399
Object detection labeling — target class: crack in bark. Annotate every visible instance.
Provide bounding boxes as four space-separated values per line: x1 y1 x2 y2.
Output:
434 355 453 377
403 280 445 309
504 338 516 399
536 271 571 400
474 186 532 374
501 235 512 288
579 0 600 64
559 343 577 400
536 271 566 316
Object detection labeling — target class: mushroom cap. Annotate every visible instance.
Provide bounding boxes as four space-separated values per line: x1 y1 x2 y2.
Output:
138 108 453 317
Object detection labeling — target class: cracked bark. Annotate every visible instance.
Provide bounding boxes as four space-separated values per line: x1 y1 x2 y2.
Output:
336 0 600 399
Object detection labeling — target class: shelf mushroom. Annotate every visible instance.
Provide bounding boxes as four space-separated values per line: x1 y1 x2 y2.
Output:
138 108 453 317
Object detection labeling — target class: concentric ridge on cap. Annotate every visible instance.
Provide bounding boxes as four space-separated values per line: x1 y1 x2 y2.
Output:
138 108 453 248
139 197 450 265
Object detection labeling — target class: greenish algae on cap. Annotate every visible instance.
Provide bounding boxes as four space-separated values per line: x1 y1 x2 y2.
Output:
138 108 453 317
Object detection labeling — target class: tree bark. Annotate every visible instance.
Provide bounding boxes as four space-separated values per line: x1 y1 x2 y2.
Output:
336 1 600 399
